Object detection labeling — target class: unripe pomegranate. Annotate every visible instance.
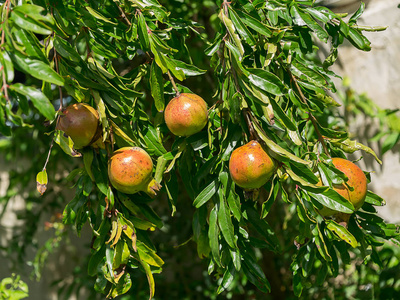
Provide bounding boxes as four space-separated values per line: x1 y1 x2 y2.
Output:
229 140 276 189
164 93 208 136
108 147 161 197
319 158 368 217
56 103 100 149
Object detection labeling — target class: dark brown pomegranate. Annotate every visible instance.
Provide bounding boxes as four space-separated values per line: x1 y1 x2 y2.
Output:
56 103 101 149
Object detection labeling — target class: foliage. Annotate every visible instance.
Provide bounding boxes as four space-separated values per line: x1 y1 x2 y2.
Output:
0 0 399 299
0 274 29 300
340 79 400 157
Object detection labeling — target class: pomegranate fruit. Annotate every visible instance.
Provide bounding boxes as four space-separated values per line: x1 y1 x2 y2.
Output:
319 157 368 217
164 93 208 136
229 140 276 189
56 103 101 149
108 147 161 197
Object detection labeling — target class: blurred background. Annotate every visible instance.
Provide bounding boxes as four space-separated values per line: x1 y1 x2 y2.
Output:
1 0 400 299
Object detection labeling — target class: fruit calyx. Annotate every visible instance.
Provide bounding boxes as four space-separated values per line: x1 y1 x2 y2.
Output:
229 140 276 190
56 103 103 149
108 147 161 198
164 93 208 136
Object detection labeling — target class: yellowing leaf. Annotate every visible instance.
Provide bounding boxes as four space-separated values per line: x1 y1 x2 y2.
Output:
36 169 48 195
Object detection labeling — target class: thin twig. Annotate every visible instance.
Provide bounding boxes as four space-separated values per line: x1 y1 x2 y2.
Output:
118 5 132 26
167 71 180 96
42 138 55 171
288 69 330 157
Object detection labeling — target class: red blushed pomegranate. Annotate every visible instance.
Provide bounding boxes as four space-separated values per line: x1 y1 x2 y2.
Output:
108 147 161 197
164 93 208 136
319 157 368 217
229 140 276 189
56 103 101 149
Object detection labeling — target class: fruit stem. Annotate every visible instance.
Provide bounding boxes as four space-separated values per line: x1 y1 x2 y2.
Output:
167 71 180 96
243 108 256 140
144 177 162 198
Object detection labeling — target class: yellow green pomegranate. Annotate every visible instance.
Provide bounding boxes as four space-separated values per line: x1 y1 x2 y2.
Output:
164 93 208 136
229 140 276 189
108 147 161 197
319 157 368 217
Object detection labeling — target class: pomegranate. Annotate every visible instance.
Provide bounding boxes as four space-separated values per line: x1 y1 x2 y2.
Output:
108 147 161 197
164 93 208 136
56 103 101 149
319 157 368 217
229 140 276 189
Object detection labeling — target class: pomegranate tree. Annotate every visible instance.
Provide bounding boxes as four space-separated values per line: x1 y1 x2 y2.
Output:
108 147 161 197
56 103 101 149
229 140 276 189
164 93 208 136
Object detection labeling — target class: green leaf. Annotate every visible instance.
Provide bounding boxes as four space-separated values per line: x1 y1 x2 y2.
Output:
54 36 82 63
241 248 271 292
54 130 82 157
247 68 287 96
365 190 386 206
290 4 328 42
217 262 236 294
137 240 164 267
9 84 55 120
309 189 354 213
219 10 244 58
349 2 365 25
382 132 400 156
290 60 327 88
11 11 53 35
88 246 106 276
170 58 207 76
142 124 167 155
217 189 236 249
330 138 382 164
13 4 54 24
86 7 117 25
138 259 155 300
347 27 371 51
138 13 150 51
12 52 64 86
235 10 272 37
228 8 256 47
316 262 328 286
244 206 280 252
269 96 297 131
193 179 219 208
0 51 14 82
208 206 221 266
326 220 358 247
110 120 137 146
150 61 165 112
252 121 311 165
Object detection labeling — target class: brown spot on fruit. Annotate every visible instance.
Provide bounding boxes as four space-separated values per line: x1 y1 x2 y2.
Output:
164 93 208 136
228 140 276 189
